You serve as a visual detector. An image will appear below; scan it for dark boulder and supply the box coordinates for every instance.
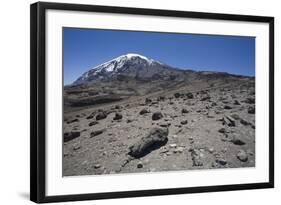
[237,150,248,162]
[216,158,227,166]
[231,135,246,145]
[240,119,251,126]
[181,108,189,114]
[145,98,152,104]
[90,129,104,137]
[186,92,194,99]
[201,95,211,101]
[234,100,241,105]
[64,131,80,142]
[191,149,204,166]
[67,118,79,124]
[96,111,107,120]
[224,105,232,110]
[128,127,169,158]
[180,120,188,125]
[139,108,150,115]
[86,112,95,119]
[174,93,181,98]
[152,112,163,120]
[113,112,123,120]
[222,116,236,127]
[244,97,255,104]
[88,121,98,126]
[248,106,255,114]
[218,128,226,133]
[157,96,165,101]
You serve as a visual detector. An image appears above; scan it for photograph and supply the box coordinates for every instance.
[63,28,256,176]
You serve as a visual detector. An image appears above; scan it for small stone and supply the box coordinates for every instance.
[240,119,251,126]
[88,121,98,126]
[73,144,81,151]
[201,95,211,101]
[137,162,143,168]
[247,149,254,156]
[127,119,133,123]
[224,105,232,110]
[207,112,215,118]
[248,106,255,114]
[186,92,194,99]
[67,118,79,124]
[176,129,183,134]
[244,97,255,104]
[211,102,217,106]
[145,98,152,104]
[152,112,163,120]
[208,147,215,153]
[94,164,101,169]
[113,112,122,120]
[174,147,184,153]
[64,131,80,142]
[181,108,189,114]
[96,111,107,120]
[174,93,181,98]
[86,113,95,119]
[231,135,246,145]
[223,116,236,127]
[115,105,121,109]
[221,148,228,153]
[218,128,226,133]
[180,120,188,125]
[230,114,240,120]
[234,100,241,105]
[237,150,248,162]
[169,144,177,148]
[63,151,69,157]
[139,108,150,115]
[90,129,104,137]
[159,122,171,128]
[191,149,203,166]
[216,158,227,166]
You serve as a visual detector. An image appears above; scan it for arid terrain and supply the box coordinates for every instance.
[63,54,255,176]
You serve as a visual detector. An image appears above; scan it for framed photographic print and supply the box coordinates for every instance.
[30,2,274,203]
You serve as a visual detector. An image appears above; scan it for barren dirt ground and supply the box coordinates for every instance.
[63,81,255,176]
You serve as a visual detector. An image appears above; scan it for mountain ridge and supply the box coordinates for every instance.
[71,53,252,86]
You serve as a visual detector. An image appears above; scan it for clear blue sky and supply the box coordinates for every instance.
[63,27,255,85]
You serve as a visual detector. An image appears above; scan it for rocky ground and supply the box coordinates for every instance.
[63,79,255,176]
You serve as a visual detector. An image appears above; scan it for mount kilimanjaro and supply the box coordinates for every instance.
[72,53,187,85]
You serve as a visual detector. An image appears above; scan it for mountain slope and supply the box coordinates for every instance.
[65,53,253,110]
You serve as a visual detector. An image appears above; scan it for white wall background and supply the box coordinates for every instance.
[0,0,279,204]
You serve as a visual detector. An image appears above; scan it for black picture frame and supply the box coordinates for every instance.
[30,2,274,203]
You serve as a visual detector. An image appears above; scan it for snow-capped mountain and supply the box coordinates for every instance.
[72,53,184,85]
